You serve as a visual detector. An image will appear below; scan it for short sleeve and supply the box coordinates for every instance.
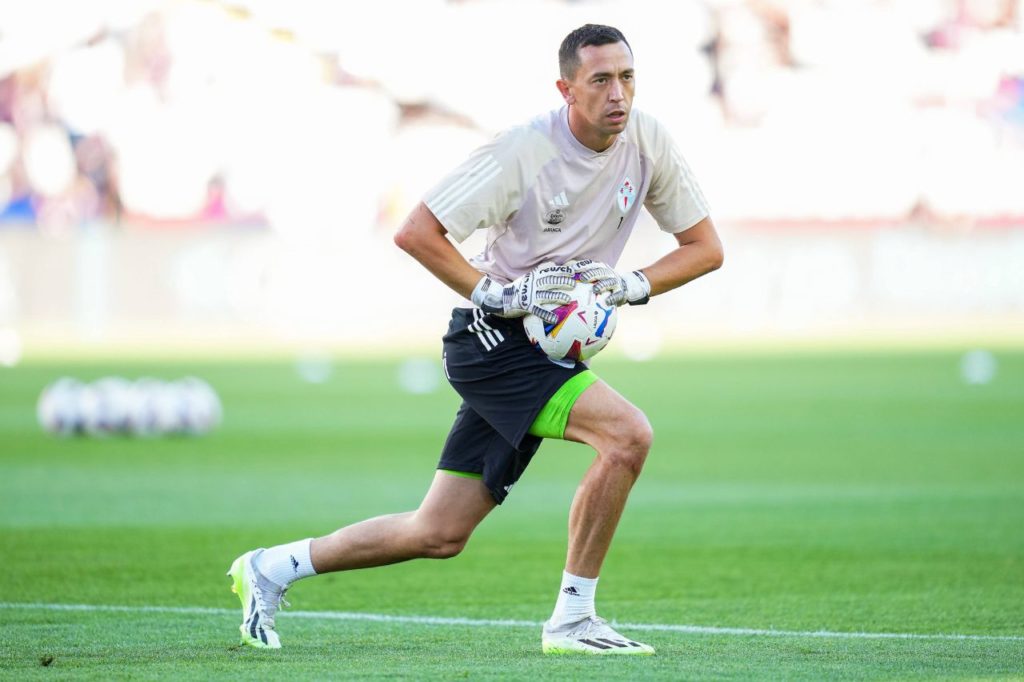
[424,128,528,243]
[642,117,709,234]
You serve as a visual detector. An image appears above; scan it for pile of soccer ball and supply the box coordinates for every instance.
[36,376,222,437]
[523,269,618,364]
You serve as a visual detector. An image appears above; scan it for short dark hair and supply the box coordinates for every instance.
[559,24,632,80]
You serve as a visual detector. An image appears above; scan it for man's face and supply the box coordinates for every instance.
[557,41,635,152]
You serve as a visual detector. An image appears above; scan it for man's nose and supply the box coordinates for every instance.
[609,80,623,102]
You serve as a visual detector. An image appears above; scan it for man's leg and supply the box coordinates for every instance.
[542,379,655,655]
[229,471,496,648]
[311,470,497,571]
[561,380,652,578]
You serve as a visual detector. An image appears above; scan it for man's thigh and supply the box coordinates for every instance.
[415,470,497,536]
[561,380,648,450]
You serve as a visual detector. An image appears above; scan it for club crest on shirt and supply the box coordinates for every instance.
[544,208,565,225]
[617,176,635,213]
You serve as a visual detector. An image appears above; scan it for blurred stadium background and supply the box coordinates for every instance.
[1,0,1022,363]
[3,3,1023,677]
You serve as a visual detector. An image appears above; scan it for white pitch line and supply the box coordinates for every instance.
[1,603,1021,643]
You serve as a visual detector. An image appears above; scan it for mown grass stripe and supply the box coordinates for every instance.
[2,602,1021,643]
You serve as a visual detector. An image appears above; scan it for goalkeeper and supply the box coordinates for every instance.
[229,23,724,654]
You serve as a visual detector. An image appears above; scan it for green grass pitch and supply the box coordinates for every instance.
[1,351,1022,679]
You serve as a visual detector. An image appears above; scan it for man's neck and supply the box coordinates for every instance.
[567,106,615,152]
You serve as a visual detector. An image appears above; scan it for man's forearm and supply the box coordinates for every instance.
[643,242,723,297]
[394,203,483,299]
[641,218,724,298]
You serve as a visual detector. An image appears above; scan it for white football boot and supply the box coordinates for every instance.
[227,549,288,649]
[542,615,655,655]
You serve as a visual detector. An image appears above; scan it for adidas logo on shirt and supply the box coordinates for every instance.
[549,191,569,208]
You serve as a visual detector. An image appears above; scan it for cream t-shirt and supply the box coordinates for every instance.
[425,106,708,284]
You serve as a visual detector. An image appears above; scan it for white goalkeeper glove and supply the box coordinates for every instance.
[567,259,651,307]
[470,263,576,324]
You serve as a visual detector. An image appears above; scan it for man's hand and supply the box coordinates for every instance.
[567,259,651,307]
[566,259,617,284]
[470,263,575,324]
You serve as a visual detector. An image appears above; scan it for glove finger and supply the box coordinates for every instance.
[535,275,576,290]
[576,266,617,283]
[494,309,528,319]
[605,289,627,307]
[567,258,597,271]
[528,306,559,325]
[592,277,622,294]
[533,290,573,305]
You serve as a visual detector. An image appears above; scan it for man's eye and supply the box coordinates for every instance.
[594,78,606,84]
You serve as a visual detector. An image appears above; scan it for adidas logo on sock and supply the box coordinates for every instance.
[562,586,580,596]
[289,555,300,572]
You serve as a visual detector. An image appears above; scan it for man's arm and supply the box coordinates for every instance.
[641,216,724,298]
[394,202,573,323]
[393,202,482,299]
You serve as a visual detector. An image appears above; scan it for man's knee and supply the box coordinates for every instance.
[422,533,469,559]
[602,409,653,476]
[409,472,496,560]
[415,523,472,559]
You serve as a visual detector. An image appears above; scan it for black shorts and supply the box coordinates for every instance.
[438,308,587,504]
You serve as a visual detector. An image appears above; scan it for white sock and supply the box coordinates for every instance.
[255,538,317,588]
[548,571,598,627]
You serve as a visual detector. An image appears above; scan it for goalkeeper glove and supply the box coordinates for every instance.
[470,263,575,324]
[566,259,651,307]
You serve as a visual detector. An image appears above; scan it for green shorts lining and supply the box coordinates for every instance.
[528,370,599,440]
[439,469,483,480]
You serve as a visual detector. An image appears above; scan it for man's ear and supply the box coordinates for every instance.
[556,79,575,105]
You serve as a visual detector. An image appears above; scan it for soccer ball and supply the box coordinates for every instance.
[177,376,223,435]
[524,280,617,363]
[125,377,162,437]
[77,382,106,436]
[37,377,84,436]
[151,380,189,435]
[91,377,134,435]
